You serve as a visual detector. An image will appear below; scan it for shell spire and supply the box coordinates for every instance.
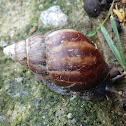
[4,35,48,77]
[3,40,28,67]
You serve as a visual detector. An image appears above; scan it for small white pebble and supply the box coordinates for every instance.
[39,4,43,9]
[15,77,24,83]
[70,95,77,100]
[13,92,20,97]
[67,113,72,119]
[42,116,46,119]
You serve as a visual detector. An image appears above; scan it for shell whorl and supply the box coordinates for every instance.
[25,35,48,77]
[4,35,48,78]
[46,29,109,91]
[3,40,28,67]
[4,29,109,91]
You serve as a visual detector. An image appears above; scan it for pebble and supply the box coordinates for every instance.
[15,77,24,83]
[40,5,68,27]
[70,95,77,100]
[67,113,72,119]
[13,92,20,97]
[39,4,43,10]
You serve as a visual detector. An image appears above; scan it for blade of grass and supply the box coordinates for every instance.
[110,16,122,51]
[87,12,110,37]
[110,15,126,70]
[86,31,96,37]
[101,26,124,68]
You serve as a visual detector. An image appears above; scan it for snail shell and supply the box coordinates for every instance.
[4,29,109,97]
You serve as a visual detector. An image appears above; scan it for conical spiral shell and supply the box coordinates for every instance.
[4,29,109,92]
[4,35,48,77]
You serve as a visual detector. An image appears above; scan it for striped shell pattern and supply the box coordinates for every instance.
[4,29,109,92]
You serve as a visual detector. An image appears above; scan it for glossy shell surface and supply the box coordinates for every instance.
[4,29,109,92]
[45,29,109,91]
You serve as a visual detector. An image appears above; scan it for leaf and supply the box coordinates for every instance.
[101,26,124,68]
[110,16,126,71]
[87,31,96,37]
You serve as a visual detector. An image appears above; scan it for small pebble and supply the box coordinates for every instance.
[67,113,72,119]
[39,4,43,10]
[70,95,77,100]
[15,77,24,83]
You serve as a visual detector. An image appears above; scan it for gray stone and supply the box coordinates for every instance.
[15,77,24,83]
[40,5,68,27]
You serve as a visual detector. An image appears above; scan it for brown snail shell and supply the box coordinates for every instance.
[4,29,110,100]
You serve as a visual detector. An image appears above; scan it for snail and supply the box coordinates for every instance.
[3,29,126,100]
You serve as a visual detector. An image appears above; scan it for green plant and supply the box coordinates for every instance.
[87,0,126,71]
[101,16,126,71]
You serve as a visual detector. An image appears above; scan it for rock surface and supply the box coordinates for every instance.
[40,5,68,27]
